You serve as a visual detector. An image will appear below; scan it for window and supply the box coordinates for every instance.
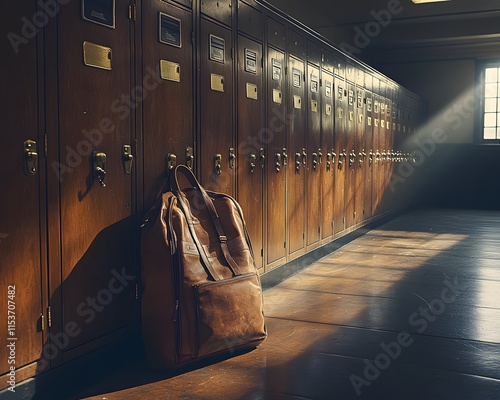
[480,63,500,141]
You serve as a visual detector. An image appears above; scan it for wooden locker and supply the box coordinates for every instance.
[236,31,265,270]
[45,0,136,364]
[199,19,234,195]
[354,67,366,225]
[265,17,287,270]
[141,1,194,211]
[344,62,357,229]
[333,57,346,234]
[364,72,374,220]
[305,40,322,250]
[0,1,46,383]
[286,31,306,259]
[371,76,382,216]
[320,50,335,242]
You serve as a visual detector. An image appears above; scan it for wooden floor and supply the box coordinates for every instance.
[55,209,500,399]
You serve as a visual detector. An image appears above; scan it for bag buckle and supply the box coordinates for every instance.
[219,235,227,243]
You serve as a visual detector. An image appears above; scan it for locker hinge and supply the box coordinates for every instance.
[44,133,48,157]
[343,217,346,225]
[134,138,138,155]
[128,4,136,21]
[191,31,195,45]
[284,241,286,248]
[47,306,52,328]
[285,67,288,76]
[261,248,264,257]
[40,313,44,331]
[261,58,264,68]
[231,48,235,59]
[320,78,323,87]
[135,284,139,300]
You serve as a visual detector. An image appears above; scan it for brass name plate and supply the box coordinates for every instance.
[211,74,224,92]
[375,119,379,127]
[349,110,354,121]
[338,108,343,119]
[358,114,363,124]
[246,83,258,100]
[273,89,282,104]
[160,60,181,82]
[83,41,112,70]
[368,116,372,126]
[293,95,302,110]
[381,120,385,128]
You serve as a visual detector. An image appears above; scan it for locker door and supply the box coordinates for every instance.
[333,60,346,234]
[266,44,287,270]
[364,75,374,220]
[385,87,395,212]
[287,55,306,259]
[0,1,45,378]
[345,64,356,228]
[321,67,335,241]
[355,70,366,225]
[200,19,234,195]
[305,54,321,250]
[236,35,264,270]
[142,1,194,210]
[354,67,368,224]
[372,77,382,216]
[48,0,135,362]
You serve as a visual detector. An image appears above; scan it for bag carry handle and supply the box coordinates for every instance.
[171,165,242,277]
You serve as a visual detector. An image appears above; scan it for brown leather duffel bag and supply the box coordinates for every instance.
[140,165,267,369]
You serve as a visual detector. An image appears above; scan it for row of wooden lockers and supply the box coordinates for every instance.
[0,0,424,385]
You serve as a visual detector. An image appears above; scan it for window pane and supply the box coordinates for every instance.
[484,128,496,139]
[484,113,497,127]
[485,67,498,83]
[485,98,497,112]
[485,83,498,97]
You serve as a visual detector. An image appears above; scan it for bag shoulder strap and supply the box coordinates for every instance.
[171,165,242,277]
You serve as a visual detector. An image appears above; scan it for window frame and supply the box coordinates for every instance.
[476,60,500,144]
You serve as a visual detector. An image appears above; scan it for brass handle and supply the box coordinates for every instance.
[318,150,323,165]
[166,153,177,170]
[295,152,301,172]
[275,152,281,173]
[249,154,256,173]
[302,149,307,167]
[369,150,374,164]
[123,145,133,174]
[312,152,318,171]
[93,152,107,187]
[259,148,265,169]
[326,152,332,171]
[24,140,38,176]
[186,147,194,170]
[215,154,222,175]
[229,148,235,169]
[349,151,356,168]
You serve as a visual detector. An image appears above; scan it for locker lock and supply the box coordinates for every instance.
[302,149,307,167]
[369,150,374,164]
[359,150,366,166]
[282,148,288,166]
[186,147,194,170]
[166,153,177,170]
[332,151,337,165]
[376,150,381,163]
[259,148,265,169]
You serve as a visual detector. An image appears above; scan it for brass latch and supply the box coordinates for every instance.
[123,145,133,174]
[24,140,38,176]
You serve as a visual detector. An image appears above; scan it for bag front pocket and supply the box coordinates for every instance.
[194,273,266,357]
